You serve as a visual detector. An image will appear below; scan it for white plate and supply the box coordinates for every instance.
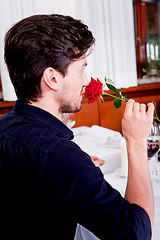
[115,168,127,178]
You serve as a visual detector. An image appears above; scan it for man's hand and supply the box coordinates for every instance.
[122,99,154,230]
[122,99,154,143]
[90,156,105,167]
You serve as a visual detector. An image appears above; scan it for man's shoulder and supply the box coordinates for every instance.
[0,112,64,152]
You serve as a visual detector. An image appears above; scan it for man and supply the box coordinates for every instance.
[0,14,154,239]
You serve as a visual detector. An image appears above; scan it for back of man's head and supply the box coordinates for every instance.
[4,14,95,103]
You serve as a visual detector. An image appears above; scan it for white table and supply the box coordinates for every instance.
[72,126,160,240]
[72,126,121,174]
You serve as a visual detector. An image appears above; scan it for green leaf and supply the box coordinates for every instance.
[106,83,120,95]
[104,76,120,95]
[105,76,115,86]
[119,88,123,95]
[114,98,122,108]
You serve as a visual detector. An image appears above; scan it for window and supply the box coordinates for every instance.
[133,0,160,84]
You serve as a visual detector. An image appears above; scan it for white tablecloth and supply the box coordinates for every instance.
[72,126,121,174]
[73,126,160,240]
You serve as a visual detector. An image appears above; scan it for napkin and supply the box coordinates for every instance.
[88,125,122,147]
[72,126,90,136]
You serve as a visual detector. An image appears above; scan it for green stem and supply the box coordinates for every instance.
[102,92,127,102]
[154,116,160,122]
[154,114,160,122]
[102,92,160,122]
[154,110,160,122]
[152,101,160,122]
[102,78,160,122]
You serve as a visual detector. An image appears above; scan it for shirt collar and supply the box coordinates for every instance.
[13,100,74,140]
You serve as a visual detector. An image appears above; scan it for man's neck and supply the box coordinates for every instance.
[29,98,62,121]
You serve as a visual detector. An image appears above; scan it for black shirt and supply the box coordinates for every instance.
[0,101,151,239]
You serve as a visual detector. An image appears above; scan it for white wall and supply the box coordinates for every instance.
[34,0,77,18]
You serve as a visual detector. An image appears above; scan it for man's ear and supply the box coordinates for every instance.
[42,67,62,91]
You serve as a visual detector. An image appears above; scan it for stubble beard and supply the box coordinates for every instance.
[59,102,82,114]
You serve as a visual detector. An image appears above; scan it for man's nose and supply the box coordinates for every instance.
[82,72,89,86]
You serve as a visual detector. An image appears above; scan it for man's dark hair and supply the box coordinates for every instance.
[4,14,95,103]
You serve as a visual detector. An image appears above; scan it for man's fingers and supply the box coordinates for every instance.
[133,102,140,113]
[124,99,135,116]
[147,102,154,118]
[124,100,154,118]
[90,156,105,167]
[140,103,146,114]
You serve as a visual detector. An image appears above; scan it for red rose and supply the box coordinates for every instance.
[85,77,103,104]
